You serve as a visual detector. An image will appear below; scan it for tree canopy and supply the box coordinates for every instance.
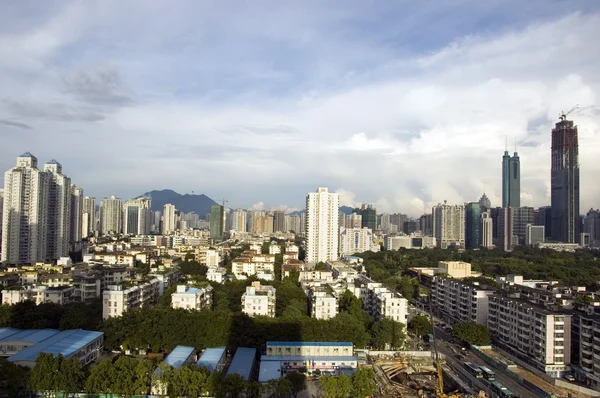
[452,321,491,346]
[408,315,433,338]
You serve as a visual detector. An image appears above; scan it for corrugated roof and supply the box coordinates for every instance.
[0,329,61,343]
[258,361,282,382]
[8,329,103,363]
[196,347,226,371]
[266,341,352,347]
[0,328,21,341]
[164,345,196,368]
[227,347,256,380]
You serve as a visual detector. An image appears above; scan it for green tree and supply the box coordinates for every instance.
[85,358,116,393]
[452,321,491,346]
[283,371,307,398]
[351,368,377,398]
[56,357,85,394]
[314,261,329,271]
[370,318,406,350]
[222,373,247,397]
[408,315,432,338]
[0,358,29,396]
[321,374,352,398]
[28,353,57,395]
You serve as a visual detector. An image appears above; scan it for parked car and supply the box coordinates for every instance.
[564,374,575,382]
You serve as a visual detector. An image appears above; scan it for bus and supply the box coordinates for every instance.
[479,365,495,381]
[490,381,514,397]
[425,333,434,343]
[464,363,483,378]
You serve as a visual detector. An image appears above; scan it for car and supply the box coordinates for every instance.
[456,354,465,361]
[564,374,575,382]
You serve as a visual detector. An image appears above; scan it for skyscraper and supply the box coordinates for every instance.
[273,210,286,232]
[2,153,50,264]
[123,198,152,235]
[44,160,72,260]
[82,196,96,238]
[465,202,481,249]
[209,204,224,240]
[481,212,493,248]
[162,203,176,234]
[306,187,339,263]
[479,193,491,213]
[432,201,465,249]
[551,114,580,243]
[502,149,520,208]
[355,204,376,230]
[100,196,122,235]
[70,185,83,248]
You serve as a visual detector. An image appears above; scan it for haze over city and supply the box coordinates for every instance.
[1,1,600,216]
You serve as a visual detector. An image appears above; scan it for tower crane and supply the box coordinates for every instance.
[559,104,578,121]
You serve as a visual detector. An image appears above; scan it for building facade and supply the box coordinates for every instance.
[305,188,339,264]
[432,201,465,249]
[431,276,494,325]
[82,196,96,238]
[171,284,213,311]
[44,160,71,261]
[502,150,520,208]
[361,282,408,324]
[100,196,122,236]
[465,202,481,249]
[307,285,338,320]
[209,205,224,240]
[241,282,276,317]
[338,227,379,256]
[102,278,161,319]
[162,203,176,234]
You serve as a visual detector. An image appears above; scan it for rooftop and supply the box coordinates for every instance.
[266,341,352,347]
[261,355,357,362]
[227,347,256,380]
[7,329,103,363]
[196,347,226,371]
[0,328,61,344]
[164,345,196,368]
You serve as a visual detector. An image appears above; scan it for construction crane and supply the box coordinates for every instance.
[559,104,578,121]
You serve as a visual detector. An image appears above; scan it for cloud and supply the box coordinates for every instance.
[0,2,599,216]
[0,119,32,129]
[251,202,265,211]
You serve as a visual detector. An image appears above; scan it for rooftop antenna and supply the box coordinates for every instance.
[505,135,508,151]
[514,138,517,153]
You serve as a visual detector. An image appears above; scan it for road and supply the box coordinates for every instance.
[433,326,532,398]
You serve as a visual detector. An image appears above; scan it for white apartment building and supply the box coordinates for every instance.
[432,201,465,249]
[1,285,75,305]
[207,267,227,284]
[44,160,71,261]
[163,204,176,234]
[231,209,247,233]
[100,196,123,236]
[307,285,338,320]
[299,270,334,282]
[102,278,161,319]
[305,187,339,264]
[361,283,408,323]
[82,196,96,238]
[431,276,494,325]
[2,153,49,264]
[488,293,571,376]
[195,248,220,267]
[232,252,275,280]
[242,282,276,317]
[171,284,213,311]
[385,235,412,250]
[481,211,494,248]
[269,243,281,255]
[576,313,600,388]
[339,227,379,256]
[123,198,152,236]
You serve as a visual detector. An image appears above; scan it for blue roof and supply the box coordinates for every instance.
[164,345,196,369]
[0,328,21,341]
[227,347,256,380]
[45,159,61,165]
[8,330,103,363]
[266,341,353,347]
[19,152,35,157]
[261,355,358,363]
[0,329,61,343]
[196,347,226,371]
[259,361,282,382]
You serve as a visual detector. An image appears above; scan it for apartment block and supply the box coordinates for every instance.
[361,283,408,323]
[102,278,161,319]
[232,251,275,280]
[299,270,334,282]
[1,285,75,305]
[207,267,227,284]
[431,276,494,325]
[194,248,221,267]
[307,285,338,320]
[488,293,571,376]
[71,270,102,303]
[241,281,276,318]
[575,313,600,389]
[171,284,213,311]
[438,261,472,279]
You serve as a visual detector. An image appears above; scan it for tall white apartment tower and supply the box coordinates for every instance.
[123,198,152,235]
[481,211,493,248]
[82,196,96,238]
[70,185,83,248]
[44,160,72,260]
[305,187,339,263]
[1,153,50,264]
[100,196,122,236]
[432,201,465,249]
[162,203,176,234]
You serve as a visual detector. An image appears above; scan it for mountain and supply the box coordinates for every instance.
[138,189,218,218]
[288,205,354,216]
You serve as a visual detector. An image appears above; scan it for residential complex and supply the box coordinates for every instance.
[241,281,276,317]
[102,278,161,319]
[306,284,338,320]
[305,187,339,263]
[431,275,494,325]
[432,201,465,249]
[361,282,408,323]
[171,284,213,311]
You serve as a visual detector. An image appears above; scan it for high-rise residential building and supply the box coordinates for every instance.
[465,202,481,249]
[481,212,493,248]
[339,227,379,256]
[432,201,465,249]
[100,196,123,236]
[253,214,274,234]
[378,213,392,233]
[536,206,552,240]
[419,213,433,236]
[502,148,520,208]
[273,210,285,232]
[551,114,580,243]
[44,160,72,260]
[70,186,83,248]
[162,203,176,234]
[355,204,376,230]
[512,207,535,245]
[479,193,491,213]
[82,196,96,238]
[231,209,247,233]
[346,213,362,229]
[391,213,408,230]
[496,207,514,251]
[123,198,152,235]
[0,189,3,252]
[285,214,303,234]
[209,204,224,240]
[2,153,50,264]
[305,187,339,263]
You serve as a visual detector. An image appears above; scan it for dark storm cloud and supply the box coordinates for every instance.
[0,119,32,129]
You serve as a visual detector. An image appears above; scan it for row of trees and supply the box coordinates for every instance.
[0,299,102,331]
[320,368,377,398]
[451,321,491,346]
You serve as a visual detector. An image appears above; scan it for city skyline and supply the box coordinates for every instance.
[0,2,599,215]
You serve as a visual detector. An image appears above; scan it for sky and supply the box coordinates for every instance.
[1,0,599,216]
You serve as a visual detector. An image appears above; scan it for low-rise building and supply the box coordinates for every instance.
[194,248,221,267]
[307,285,338,320]
[339,227,380,256]
[102,278,161,319]
[241,281,276,318]
[232,252,275,280]
[71,270,102,303]
[171,284,213,311]
[269,243,282,255]
[299,270,334,282]
[152,345,197,395]
[361,283,408,324]
[149,267,181,295]
[281,259,304,279]
[430,276,494,325]
[488,293,571,377]
[207,267,227,284]
[1,285,75,305]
